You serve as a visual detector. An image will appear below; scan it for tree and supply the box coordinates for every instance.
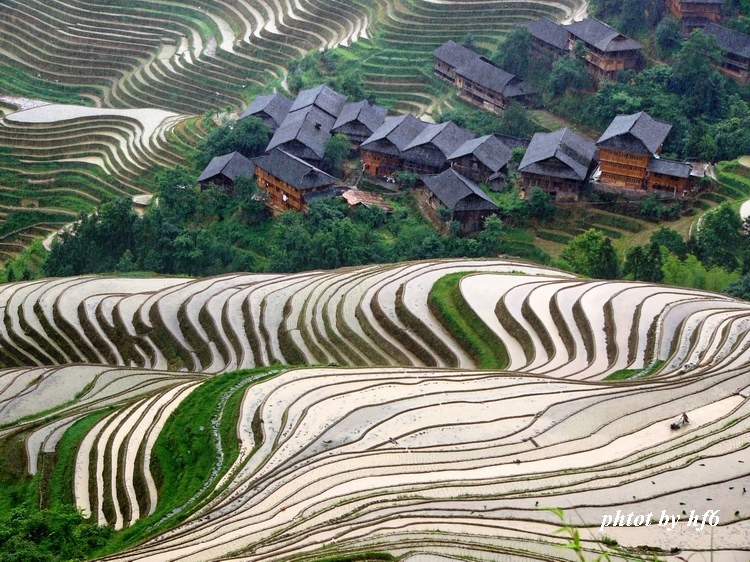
[321,133,350,176]
[621,0,645,34]
[559,229,622,278]
[197,116,270,167]
[695,202,743,270]
[477,214,505,256]
[499,103,537,138]
[624,241,664,281]
[671,31,727,119]
[651,226,687,259]
[549,56,590,97]
[725,273,750,300]
[493,28,533,78]
[527,188,556,222]
[656,17,683,57]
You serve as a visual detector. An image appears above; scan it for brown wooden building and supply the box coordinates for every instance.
[596,111,672,190]
[254,149,338,213]
[667,0,724,30]
[522,17,570,59]
[420,169,499,234]
[703,23,750,82]
[401,121,476,175]
[448,134,519,189]
[566,18,642,82]
[518,128,597,202]
[433,40,480,82]
[646,158,692,194]
[360,114,428,178]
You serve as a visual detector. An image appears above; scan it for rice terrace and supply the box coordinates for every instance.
[0,0,750,561]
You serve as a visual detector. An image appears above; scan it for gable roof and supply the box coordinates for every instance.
[648,158,692,178]
[197,151,255,183]
[597,111,672,154]
[566,18,642,52]
[454,57,536,97]
[703,22,750,59]
[432,40,481,69]
[332,100,388,135]
[521,17,569,51]
[360,114,429,154]
[448,134,513,173]
[421,169,499,212]
[255,149,337,190]
[519,128,596,181]
[239,93,292,128]
[266,105,336,160]
[289,85,347,118]
[404,121,476,155]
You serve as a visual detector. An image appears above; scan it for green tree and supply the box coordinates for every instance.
[527,188,556,222]
[321,133,350,177]
[197,116,270,167]
[477,214,505,256]
[493,28,533,78]
[499,103,537,138]
[549,56,590,97]
[671,31,727,119]
[560,229,621,278]
[651,226,687,259]
[696,202,743,270]
[621,0,645,34]
[655,17,683,57]
[725,273,750,300]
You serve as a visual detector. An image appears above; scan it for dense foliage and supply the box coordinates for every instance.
[43,169,524,277]
[0,505,112,562]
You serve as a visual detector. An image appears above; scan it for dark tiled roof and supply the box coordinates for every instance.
[597,111,672,154]
[256,149,337,191]
[332,100,388,136]
[198,151,255,183]
[360,114,429,155]
[433,40,481,69]
[448,134,513,173]
[521,17,569,51]
[403,121,476,169]
[519,128,596,181]
[266,105,336,160]
[239,93,292,128]
[289,85,347,118]
[703,22,750,59]
[566,18,642,52]
[455,57,537,97]
[493,134,530,150]
[648,158,692,178]
[422,169,499,212]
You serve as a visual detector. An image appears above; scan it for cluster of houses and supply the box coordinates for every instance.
[198,79,693,234]
[196,5,742,235]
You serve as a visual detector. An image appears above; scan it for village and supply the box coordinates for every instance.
[196,0,750,236]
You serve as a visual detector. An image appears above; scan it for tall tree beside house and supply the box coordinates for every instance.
[670,30,727,119]
[694,202,744,271]
[493,28,533,78]
[321,133,351,176]
[549,56,591,97]
[197,117,270,168]
[656,17,683,57]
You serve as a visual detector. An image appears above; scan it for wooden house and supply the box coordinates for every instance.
[360,114,428,178]
[265,85,347,166]
[433,40,480,82]
[518,128,597,202]
[420,169,499,234]
[331,100,388,148]
[448,134,516,189]
[401,121,476,175]
[522,17,570,59]
[646,159,692,194]
[433,41,536,111]
[454,57,537,112]
[667,0,723,30]
[596,111,672,190]
[566,18,642,82]
[703,23,750,82]
[238,92,292,132]
[254,149,338,213]
[197,151,255,191]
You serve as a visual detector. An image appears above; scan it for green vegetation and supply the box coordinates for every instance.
[0,505,112,562]
[604,360,666,380]
[428,272,509,368]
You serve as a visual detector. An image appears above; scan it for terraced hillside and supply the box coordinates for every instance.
[1,259,749,560]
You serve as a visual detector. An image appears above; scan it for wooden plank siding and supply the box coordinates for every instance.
[599,148,651,189]
[362,150,401,177]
